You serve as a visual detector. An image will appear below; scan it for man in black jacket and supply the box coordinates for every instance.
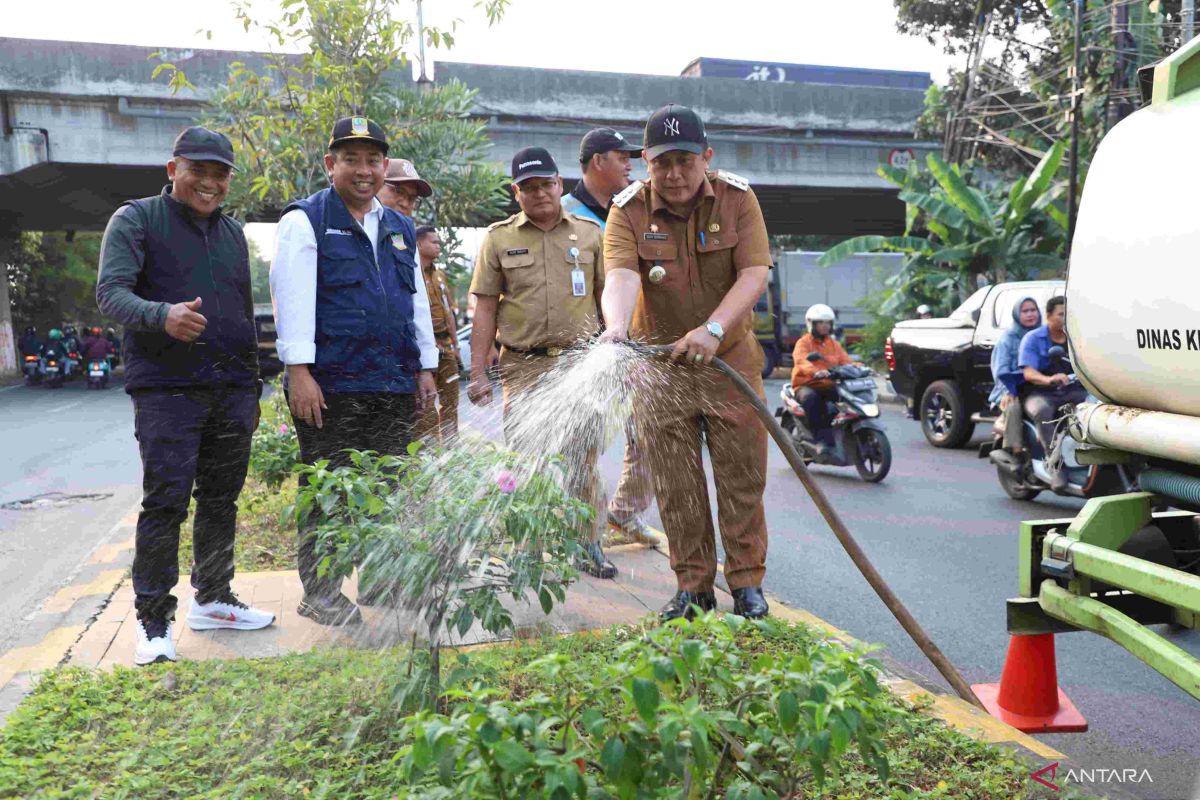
[97,126,276,667]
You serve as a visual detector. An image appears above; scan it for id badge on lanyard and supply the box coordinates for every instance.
[569,247,587,297]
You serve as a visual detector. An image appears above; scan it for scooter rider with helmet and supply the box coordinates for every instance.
[42,328,67,366]
[916,304,933,319]
[18,325,42,358]
[790,304,860,456]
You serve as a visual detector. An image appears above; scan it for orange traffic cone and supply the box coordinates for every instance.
[971,633,1088,733]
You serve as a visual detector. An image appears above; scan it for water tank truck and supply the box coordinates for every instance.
[1009,37,1200,705]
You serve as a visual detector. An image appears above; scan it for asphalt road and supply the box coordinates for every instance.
[2,372,1198,798]
[746,378,1200,800]
[0,375,141,656]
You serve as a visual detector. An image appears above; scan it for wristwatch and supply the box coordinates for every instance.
[704,320,725,342]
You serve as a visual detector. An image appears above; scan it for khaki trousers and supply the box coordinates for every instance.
[635,334,769,592]
[413,349,460,445]
[608,420,654,521]
[499,348,606,544]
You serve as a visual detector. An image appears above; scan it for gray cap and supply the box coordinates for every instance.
[172,126,236,169]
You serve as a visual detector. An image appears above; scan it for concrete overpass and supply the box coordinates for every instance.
[0,37,937,235]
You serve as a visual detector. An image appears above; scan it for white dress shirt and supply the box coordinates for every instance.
[270,196,438,372]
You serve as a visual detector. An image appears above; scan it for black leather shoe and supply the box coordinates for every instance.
[577,542,618,580]
[660,590,717,622]
[731,587,769,619]
[298,593,363,626]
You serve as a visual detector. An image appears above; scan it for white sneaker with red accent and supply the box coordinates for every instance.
[186,591,276,631]
[134,617,176,666]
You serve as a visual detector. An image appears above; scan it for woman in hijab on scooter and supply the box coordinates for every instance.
[990,296,1041,453]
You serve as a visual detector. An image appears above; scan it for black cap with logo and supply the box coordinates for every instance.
[579,127,642,164]
[643,104,708,160]
[173,126,236,169]
[510,146,559,184]
[328,116,390,154]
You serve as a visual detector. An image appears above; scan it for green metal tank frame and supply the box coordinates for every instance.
[1007,37,1200,703]
[1012,493,1200,701]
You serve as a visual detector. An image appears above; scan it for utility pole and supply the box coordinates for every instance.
[1067,0,1084,257]
[946,0,988,161]
[0,216,18,378]
[1185,0,1197,42]
[0,262,15,379]
[416,0,432,88]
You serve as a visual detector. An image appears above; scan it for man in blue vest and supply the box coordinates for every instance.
[562,128,658,549]
[271,116,439,626]
[97,126,276,666]
[561,127,642,227]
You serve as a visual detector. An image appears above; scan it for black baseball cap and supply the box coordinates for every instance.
[328,116,389,154]
[510,147,558,184]
[643,104,708,160]
[579,127,642,163]
[172,126,236,169]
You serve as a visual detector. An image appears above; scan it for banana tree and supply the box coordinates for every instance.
[819,142,1067,315]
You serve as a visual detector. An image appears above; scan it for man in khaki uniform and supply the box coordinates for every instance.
[411,226,461,442]
[563,128,658,549]
[378,157,432,218]
[468,146,617,579]
[600,104,772,620]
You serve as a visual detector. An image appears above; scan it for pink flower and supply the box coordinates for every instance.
[279,424,289,434]
[496,470,517,494]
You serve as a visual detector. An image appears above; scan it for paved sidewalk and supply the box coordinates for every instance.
[68,543,678,669]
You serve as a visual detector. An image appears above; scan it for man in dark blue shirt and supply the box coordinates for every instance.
[97,126,275,667]
[1018,295,1086,488]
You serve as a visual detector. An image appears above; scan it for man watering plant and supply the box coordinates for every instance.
[600,103,773,621]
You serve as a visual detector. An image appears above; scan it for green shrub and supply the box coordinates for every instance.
[289,440,592,707]
[249,381,299,489]
[398,613,893,799]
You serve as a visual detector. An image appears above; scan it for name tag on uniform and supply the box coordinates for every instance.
[643,232,669,241]
[325,229,353,237]
[506,248,529,256]
[571,268,587,297]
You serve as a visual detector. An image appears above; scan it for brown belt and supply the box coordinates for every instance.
[503,345,567,357]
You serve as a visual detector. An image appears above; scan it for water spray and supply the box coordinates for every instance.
[631,343,984,710]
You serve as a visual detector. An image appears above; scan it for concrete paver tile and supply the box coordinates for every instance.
[66,620,123,668]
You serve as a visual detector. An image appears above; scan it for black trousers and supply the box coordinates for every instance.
[1023,383,1088,452]
[290,391,416,597]
[797,386,838,446]
[131,386,257,620]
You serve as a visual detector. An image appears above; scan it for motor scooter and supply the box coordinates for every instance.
[86,358,111,390]
[42,355,64,389]
[775,352,892,482]
[980,347,1131,500]
[22,353,42,385]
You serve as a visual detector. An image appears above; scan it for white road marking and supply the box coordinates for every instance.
[46,401,83,414]
[0,384,24,394]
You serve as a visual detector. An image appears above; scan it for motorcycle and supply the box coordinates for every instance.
[42,355,65,389]
[86,358,111,390]
[64,348,81,380]
[775,353,893,482]
[981,347,1131,501]
[22,354,42,385]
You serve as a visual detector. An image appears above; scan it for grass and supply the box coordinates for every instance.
[177,476,297,575]
[0,624,1096,800]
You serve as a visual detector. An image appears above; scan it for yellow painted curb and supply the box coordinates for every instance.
[39,569,127,615]
[0,626,86,690]
[87,536,135,565]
